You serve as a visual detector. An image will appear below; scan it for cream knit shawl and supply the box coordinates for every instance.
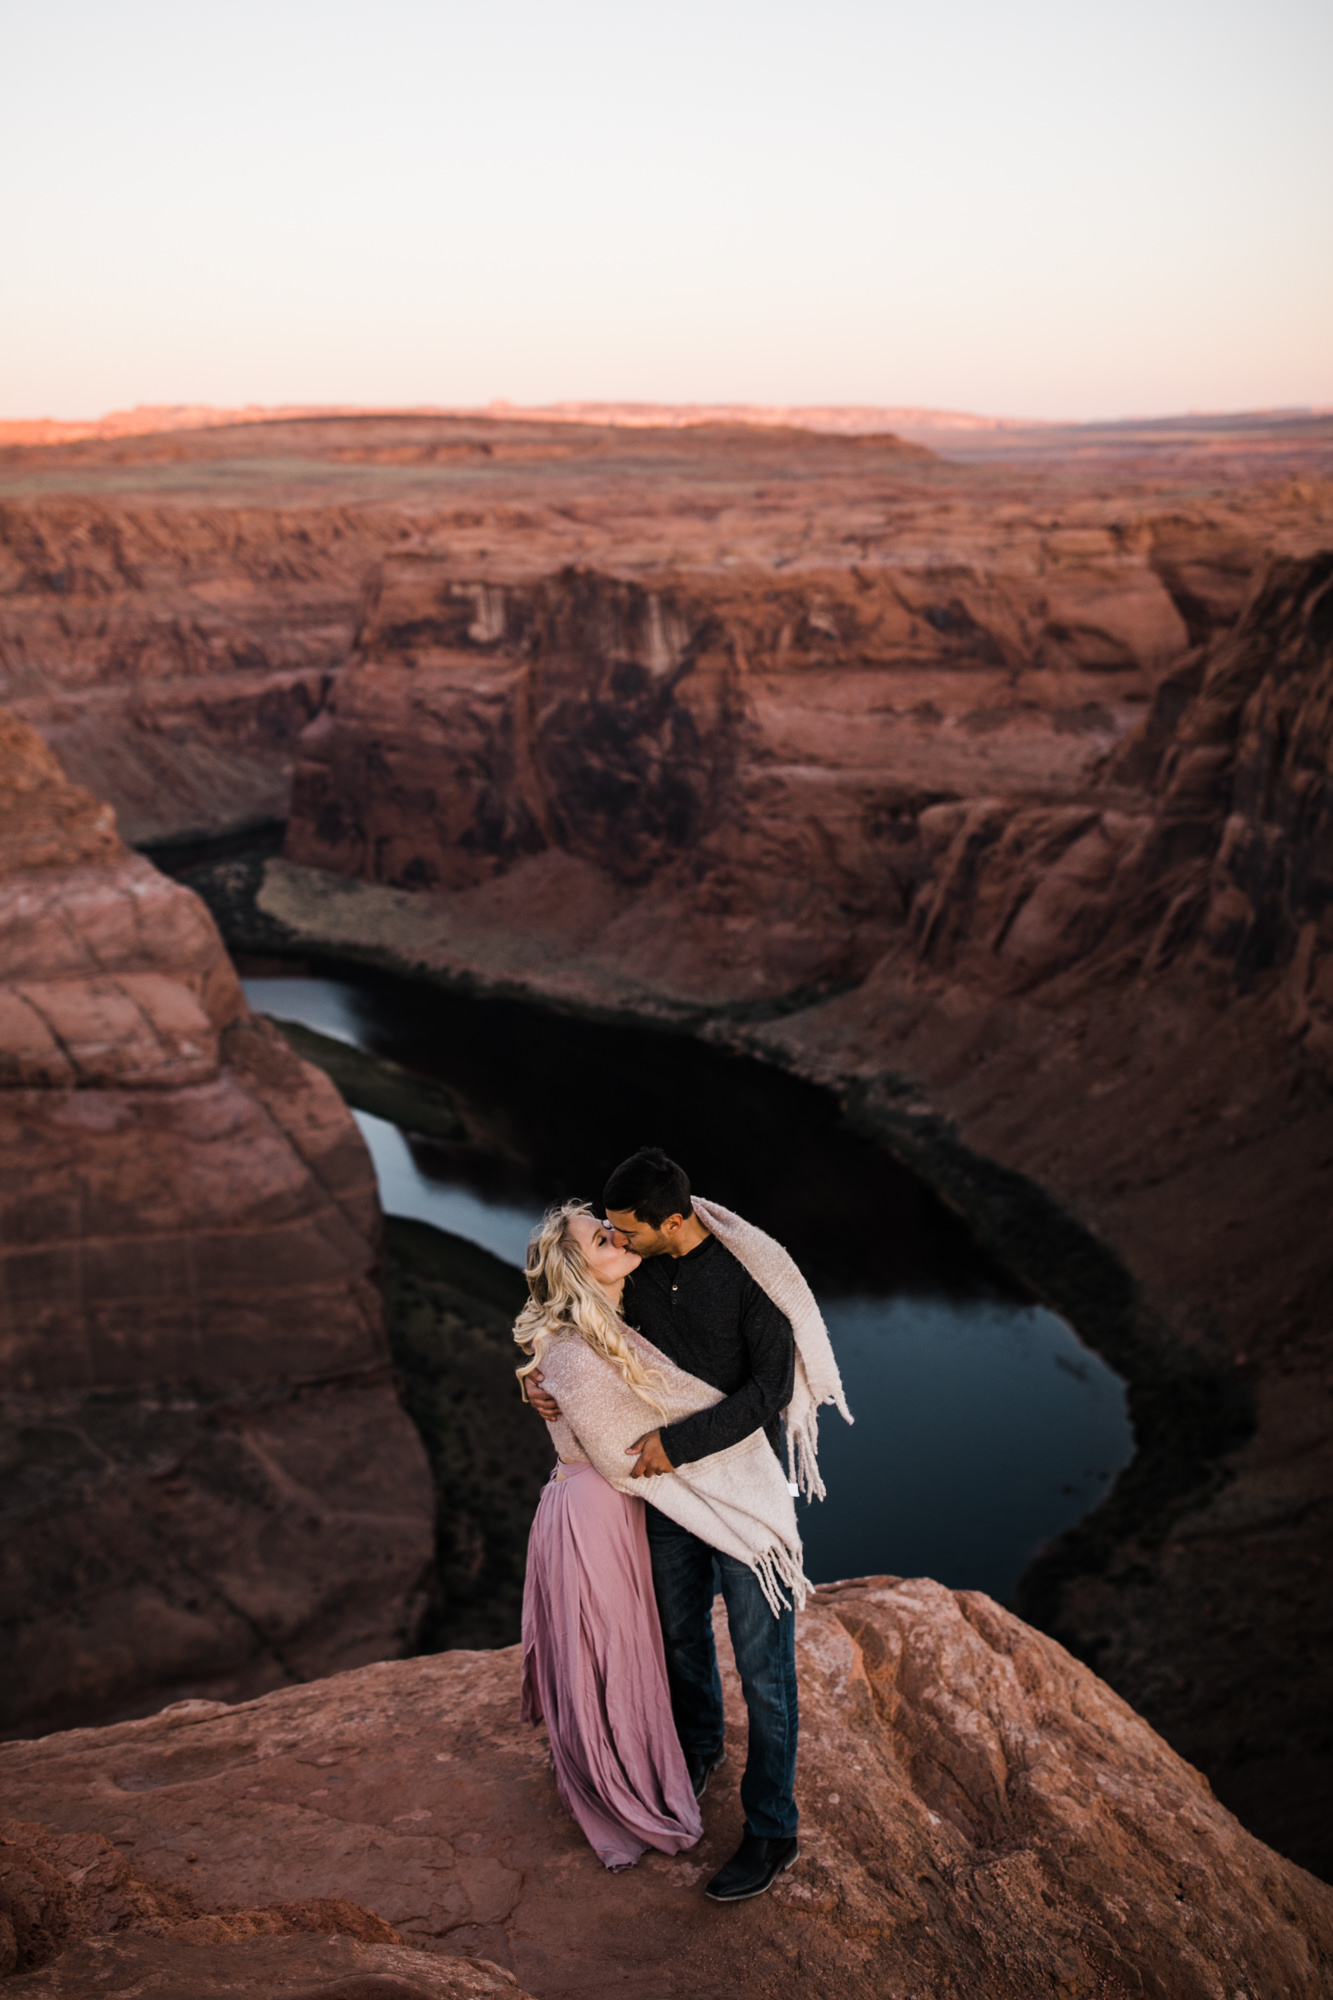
[537,1326,810,1616]
[691,1196,853,1502]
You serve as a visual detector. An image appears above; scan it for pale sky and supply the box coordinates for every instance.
[3,0,1330,422]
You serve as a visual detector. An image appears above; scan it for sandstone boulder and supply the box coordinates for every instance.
[1,1579,1328,1998]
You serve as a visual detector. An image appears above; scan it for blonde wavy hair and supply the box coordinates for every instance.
[514,1198,665,1415]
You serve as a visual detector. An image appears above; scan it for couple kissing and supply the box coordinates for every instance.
[514,1145,852,1902]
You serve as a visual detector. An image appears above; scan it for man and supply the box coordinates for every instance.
[527,1145,800,1904]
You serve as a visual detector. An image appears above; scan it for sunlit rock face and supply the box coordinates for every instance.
[0,711,434,1736]
[1,1579,1329,1998]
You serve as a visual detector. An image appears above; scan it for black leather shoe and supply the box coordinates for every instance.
[686,1744,727,1800]
[704,1832,799,1902]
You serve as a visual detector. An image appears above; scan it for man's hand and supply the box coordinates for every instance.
[627,1430,674,1479]
[526,1370,562,1423]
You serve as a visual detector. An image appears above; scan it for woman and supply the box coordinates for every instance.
[515,1199,808,1872]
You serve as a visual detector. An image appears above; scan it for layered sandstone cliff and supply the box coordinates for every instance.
[6,410,1310,858]
[247,525,1333,1878]
[273,509,1329,1032]
[281,515,1267,1003]
[2,1579,1330,1998]
[0,712,434,1735]
[0,412,929,849]
[0,501,414,846]
[749,549,1333,1872]
[6,414,1332,1878]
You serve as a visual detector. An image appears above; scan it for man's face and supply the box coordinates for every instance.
[605,1206,680,1258]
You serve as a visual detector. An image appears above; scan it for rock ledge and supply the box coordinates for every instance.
[2,1578,1329,1999]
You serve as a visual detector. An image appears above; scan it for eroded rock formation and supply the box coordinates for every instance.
[0,502,413,845]
[234,519,1333,1876]
[6,413,1332,1878]
[2,1578,1329,1998]
[0,413,934,849]
[6,410,1316,856]
[282,516,1275,1003]
[750,551,1333,1875]
[0,713,434,1735]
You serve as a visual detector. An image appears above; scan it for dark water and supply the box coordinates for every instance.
[243,969,1133,1601]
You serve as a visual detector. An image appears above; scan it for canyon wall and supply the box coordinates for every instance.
[280,510,1296,1008]
[0,712,434,1735]
[5,416,1332,1877]
[265,520,1333,1876]
[0,502,410,845]
[750,552,1333,1871]
[5,411,1304,860]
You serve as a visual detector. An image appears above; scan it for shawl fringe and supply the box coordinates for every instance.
[750,1540,812,1617]
[692,1196,854,1504]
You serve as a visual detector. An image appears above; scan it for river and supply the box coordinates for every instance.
[243,967,1134,1602]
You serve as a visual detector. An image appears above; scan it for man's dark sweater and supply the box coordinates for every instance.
[622,1232,794,1468]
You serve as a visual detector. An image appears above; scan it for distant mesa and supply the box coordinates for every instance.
[0,398,1006,448]
[3,397,1330,465]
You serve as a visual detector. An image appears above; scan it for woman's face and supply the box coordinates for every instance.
[568,1211,641,1292]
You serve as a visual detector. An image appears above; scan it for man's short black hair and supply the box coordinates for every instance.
[603,1146,693,1228]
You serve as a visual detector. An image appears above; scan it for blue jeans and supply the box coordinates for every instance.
[645,1509,799,1840]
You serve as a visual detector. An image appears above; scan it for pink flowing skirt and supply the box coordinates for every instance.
[521,1460,703,1870]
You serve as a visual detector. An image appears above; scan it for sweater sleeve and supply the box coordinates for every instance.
[659,1279,795,1468]
[537,1340,665,1494]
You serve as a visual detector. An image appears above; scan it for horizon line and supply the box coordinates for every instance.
[3,398,1331,447]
